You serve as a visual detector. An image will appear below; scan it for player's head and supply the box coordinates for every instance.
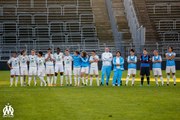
[31,49,36,55]
[143,48,148,55]
[153,50,158,56]
[81,51,87,58]
[57,47,61,53]
[74,50,80,56]
[65,49,69,55]
[91,50,96,56]
[130,49,135,55]
[116,51,121,57]
[38,51,43,57]
[21,50,26,56]
[168,47,173,52]
[12,51,17,57]
[47,48,52,54]
[105,47,109,52]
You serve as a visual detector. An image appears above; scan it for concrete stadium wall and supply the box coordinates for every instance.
[1,61,180,71]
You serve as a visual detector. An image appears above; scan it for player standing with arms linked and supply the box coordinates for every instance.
[28,49,37,86]
[64,49,73,86]
[37,51,47,86]
[72,50,81,86]
[112,51,124,86]
[140,48,151,86]
[101,47,113,86]
[166,47,176,86]
[54,48,64,86]
[45,48,55,86]
[125,49,137,86]
[7,52,20,87]
[80,51,89,86]
[89,50,100,86]
[19,50,29,86]
[152,50,164,86]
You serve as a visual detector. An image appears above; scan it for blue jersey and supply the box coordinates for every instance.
[80,57,89,67]
[152,55,162,68]
[127,56,137,69]
[140,55,151,67]
[166,52,176,66]
[113,56,124,71]
[72,55,81,68]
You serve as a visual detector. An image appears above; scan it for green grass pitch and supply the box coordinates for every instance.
[0,70,180,120]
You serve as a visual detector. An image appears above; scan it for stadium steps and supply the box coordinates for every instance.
[145,0,180,41]
[133,0,159,43]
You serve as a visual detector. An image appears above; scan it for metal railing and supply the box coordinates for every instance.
[123,0,146,53]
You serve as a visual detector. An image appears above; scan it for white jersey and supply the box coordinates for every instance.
[19,55,28,68]
[89,55,99,68]
[45,54,54,66]
[54,52,64,65]
[37,57,45,69]
[64,55,73,68]
[7,57,20,69]
[101,52,113,66]
[28,55,37,67]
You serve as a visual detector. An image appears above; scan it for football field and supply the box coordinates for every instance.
[0,70,180,120]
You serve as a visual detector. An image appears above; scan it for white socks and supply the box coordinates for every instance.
[126,76,130,85]
[39,77,46,86]
[47,76,50,86]
[60,76,63,86]
[90,77,99,86]
[167,75,170,84]
[10,78,13,87]
[20,77,23,86]
[173,75,176,85]
[54,76,57,85]
[126,76,135,86]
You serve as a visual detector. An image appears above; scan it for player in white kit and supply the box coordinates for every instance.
[64,49,73,86]
[19,50,29,86]
[28,49,37,86]
[54,48,64,86]
[37,51,47,86]
[7,52,20,87]
[45,48,55,86]
[89,50,99,86]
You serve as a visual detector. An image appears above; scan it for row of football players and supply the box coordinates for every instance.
[7,46,176,87]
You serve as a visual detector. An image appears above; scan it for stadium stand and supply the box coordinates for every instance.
[0,0,180,61]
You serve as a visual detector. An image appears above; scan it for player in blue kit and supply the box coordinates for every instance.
[140,48,151,86]
[72,50,81,86]
[125,49,137,86]
[101,48,113,86]
[152,50,164,86]
[80,51,89,86]
[112,51,124,86]
[166,47,176,86]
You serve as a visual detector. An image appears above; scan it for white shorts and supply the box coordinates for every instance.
[153,68,162,76]
[20,67,28,75]
[81,67,89,74]
[38,67,46,77]
[29,67,37,76]
[73,67,81,76]
[55,64,64,73]
[90,66,99,75]
[127,68,136,76]
[64,67,72,75]
[46,66,54,74]
[166,66,176,73]
[10,68,20,76]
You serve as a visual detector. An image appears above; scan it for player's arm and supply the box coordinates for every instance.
[7,59,12,69]
[45,54,49,61]
[89,56,94,63]
[120,57,124,65]
[169,53,176,60]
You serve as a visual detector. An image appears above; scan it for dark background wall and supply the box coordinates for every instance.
[1,61,180,71]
